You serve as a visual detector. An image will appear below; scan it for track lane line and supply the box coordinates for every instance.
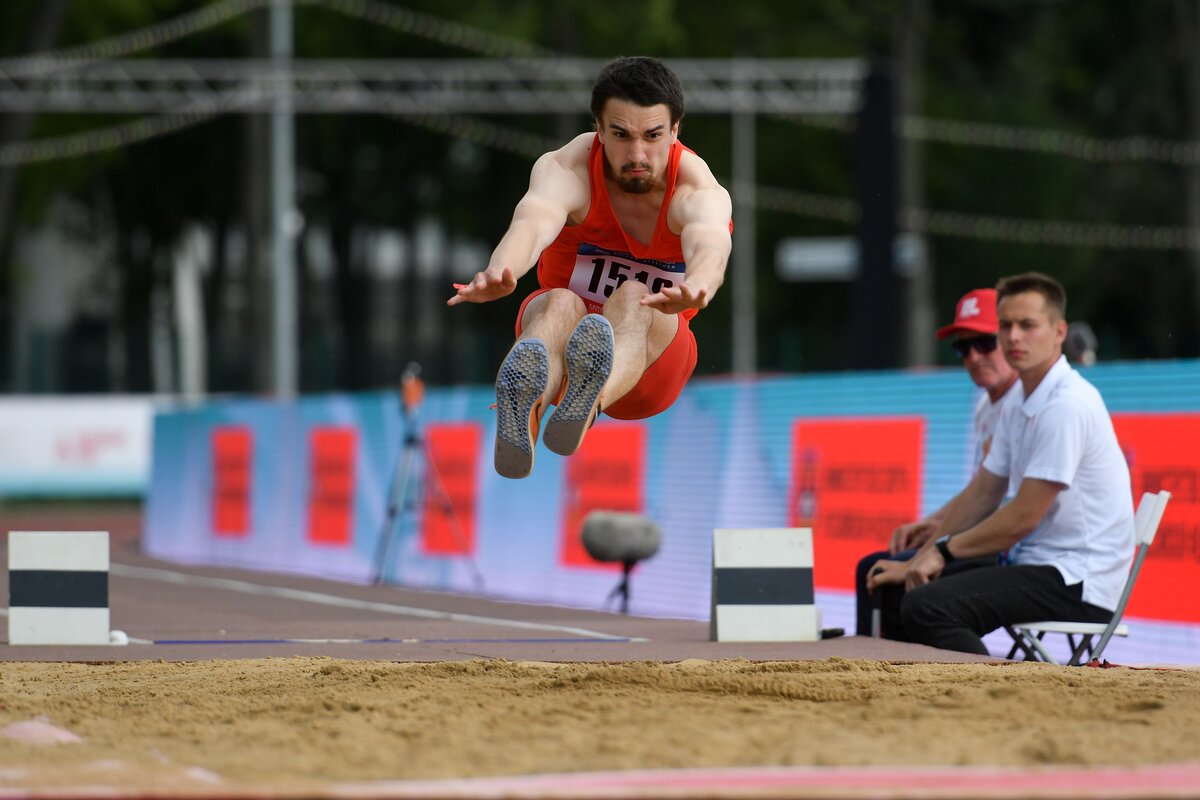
[108,563,647,642]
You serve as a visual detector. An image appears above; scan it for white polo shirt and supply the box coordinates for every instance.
[982,356,1134,610]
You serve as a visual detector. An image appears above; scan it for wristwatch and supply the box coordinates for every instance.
[935,535,955,563]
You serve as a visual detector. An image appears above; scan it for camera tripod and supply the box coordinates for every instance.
[371,363,485,591]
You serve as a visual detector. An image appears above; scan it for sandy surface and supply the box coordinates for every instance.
[0,657,1198,793]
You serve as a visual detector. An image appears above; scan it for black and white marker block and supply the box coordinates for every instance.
[8,531,110,645]
[711,528,819,642]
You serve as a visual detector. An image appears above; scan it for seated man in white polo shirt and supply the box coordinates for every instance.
[853,287,1019,636]
[866,272,1134,654]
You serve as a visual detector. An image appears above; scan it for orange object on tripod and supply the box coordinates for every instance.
[401,364,425,412]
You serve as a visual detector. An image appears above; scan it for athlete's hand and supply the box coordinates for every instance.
[640,280,709,314]
[447,266,517,306]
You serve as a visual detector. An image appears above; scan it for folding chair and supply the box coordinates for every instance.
[1005,490,1171,666]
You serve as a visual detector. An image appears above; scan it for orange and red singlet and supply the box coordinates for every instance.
[536,134,698,320]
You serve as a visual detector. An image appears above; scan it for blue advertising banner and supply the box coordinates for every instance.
[144,360,1200,664]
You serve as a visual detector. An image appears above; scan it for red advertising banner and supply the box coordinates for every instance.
[789,417,925,591]
[420,423,482,556]
[1113,413,1200,622]
[307,426,357,547]
[211,426,252,537]
[559,423,646,569]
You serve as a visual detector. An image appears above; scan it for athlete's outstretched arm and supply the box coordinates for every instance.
[448,142,589,307]
[643,175,732,315]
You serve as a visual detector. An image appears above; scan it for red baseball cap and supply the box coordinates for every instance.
[936,288,999,340]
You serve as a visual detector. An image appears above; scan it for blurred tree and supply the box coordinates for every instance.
[920,0,1198,363]
[0,0,68,389]
[1174,0,1200,354]
[0,1,68,255]
[1,0,1197,393]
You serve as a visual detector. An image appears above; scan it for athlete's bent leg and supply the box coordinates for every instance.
[544,282,680,455]
[542,311,615,457]
[518,288,586,407]
[602,286,691,420]
[496,288,585,478]
[600,280,677,407]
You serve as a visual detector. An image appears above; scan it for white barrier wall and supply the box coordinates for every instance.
[0,396,158,496]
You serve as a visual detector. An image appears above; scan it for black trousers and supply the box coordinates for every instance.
[855,548,912,636]
[855,548,997,637]
[876,561,1113,655]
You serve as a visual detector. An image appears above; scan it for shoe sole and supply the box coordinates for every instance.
[544,314,613,457]
[494,338,549,479]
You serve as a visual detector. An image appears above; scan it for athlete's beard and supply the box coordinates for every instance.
[606,158,656,194]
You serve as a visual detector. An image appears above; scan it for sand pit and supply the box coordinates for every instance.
[0,657,1197,793]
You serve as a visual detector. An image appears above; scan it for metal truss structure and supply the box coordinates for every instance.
[0,54,867,391]
[0,57,865,116]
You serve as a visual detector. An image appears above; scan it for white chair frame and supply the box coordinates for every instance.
[1005,490,1171,666]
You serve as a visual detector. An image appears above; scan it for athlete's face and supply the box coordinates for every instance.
[597,98,679,195]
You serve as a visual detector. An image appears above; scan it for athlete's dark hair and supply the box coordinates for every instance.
[590,56,685,126]
[996,272,1067,319]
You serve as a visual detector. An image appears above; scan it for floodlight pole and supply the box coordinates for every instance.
[270,0,298,399]
[731,59,757,377]
[853,62,899,369]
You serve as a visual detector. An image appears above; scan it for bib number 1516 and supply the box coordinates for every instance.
[587,257,675,297]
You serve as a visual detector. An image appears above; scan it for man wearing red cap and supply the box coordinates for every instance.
[853,288,1019,636]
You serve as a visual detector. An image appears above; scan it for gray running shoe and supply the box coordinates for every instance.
[544,314,613,457]
[494,338,549,479]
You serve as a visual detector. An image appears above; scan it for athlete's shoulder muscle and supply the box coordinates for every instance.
[524,134,592,220]
[677,148,724,192]
[670,150,731,233]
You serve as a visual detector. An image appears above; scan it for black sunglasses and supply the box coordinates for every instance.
[951,335,999,359]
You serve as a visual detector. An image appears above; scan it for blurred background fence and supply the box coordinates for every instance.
[1,0,1199,399]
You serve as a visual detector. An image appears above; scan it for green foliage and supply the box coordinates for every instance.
[2,0,1198,392]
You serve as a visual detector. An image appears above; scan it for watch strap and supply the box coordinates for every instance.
[935,536,954,563]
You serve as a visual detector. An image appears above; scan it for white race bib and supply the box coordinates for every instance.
[566,244,686,313]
